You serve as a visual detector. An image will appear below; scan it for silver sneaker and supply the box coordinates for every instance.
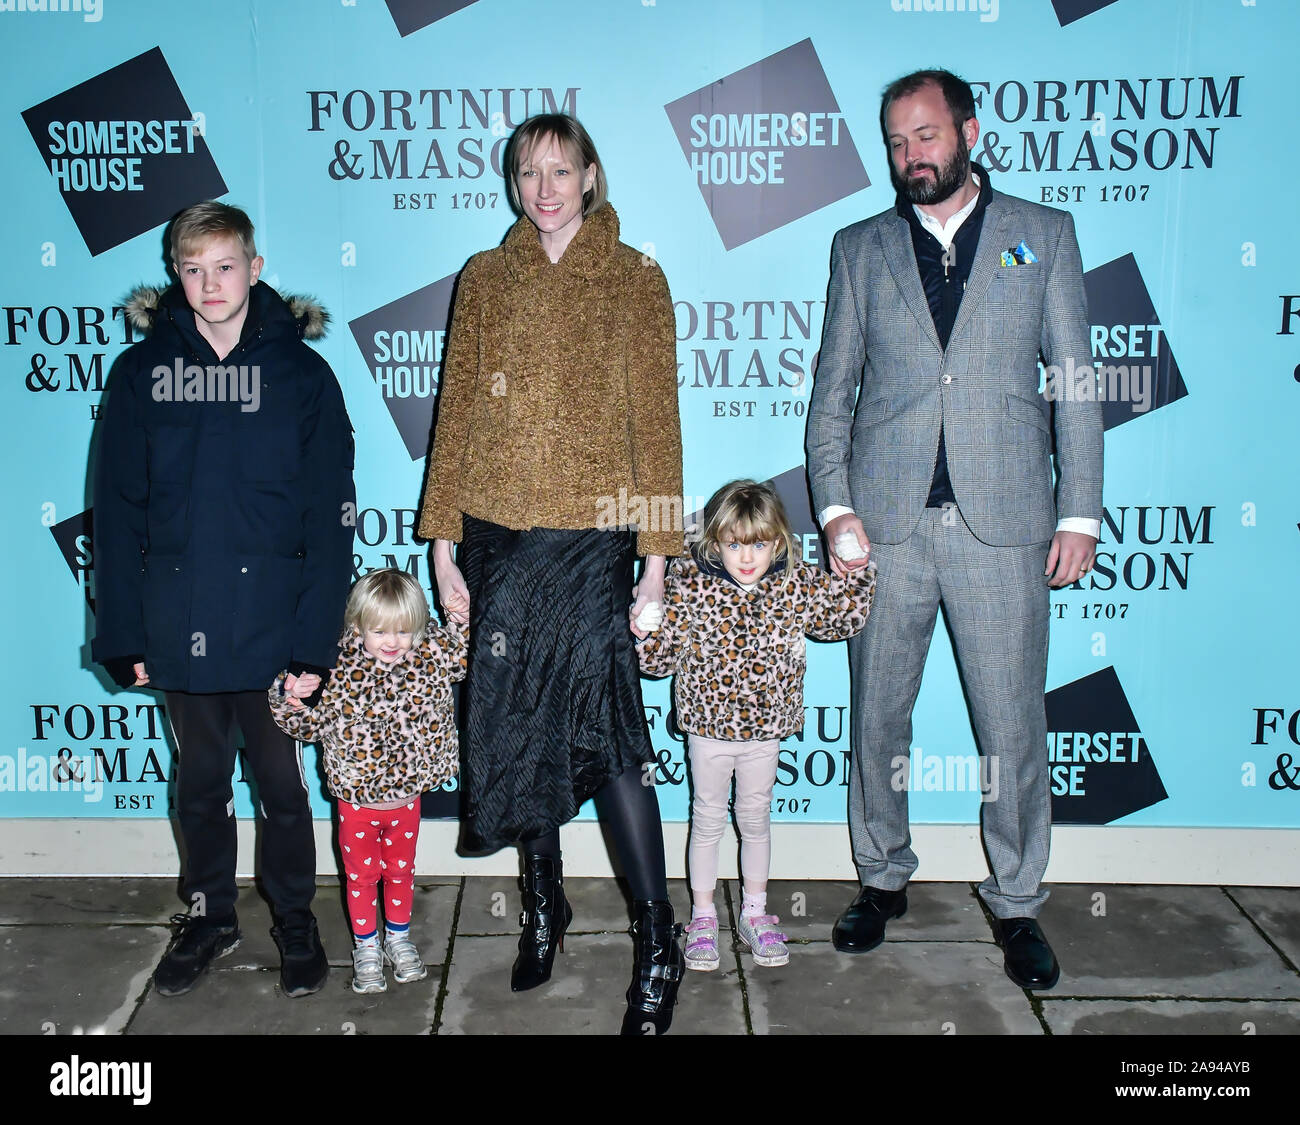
[351,942,387,994]
[683,914,720,972]
[383,932,428,983]
[737,913,790,967]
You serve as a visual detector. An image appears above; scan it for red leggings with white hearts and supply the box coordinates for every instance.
[337,799,420,938]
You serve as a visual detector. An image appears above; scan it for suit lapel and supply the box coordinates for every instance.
[878,214,942,353]
[950,193,1014,345]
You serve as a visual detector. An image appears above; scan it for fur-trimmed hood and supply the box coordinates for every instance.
[123,281,329,340]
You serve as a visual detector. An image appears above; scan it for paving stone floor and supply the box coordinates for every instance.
[2,877,1298,1036]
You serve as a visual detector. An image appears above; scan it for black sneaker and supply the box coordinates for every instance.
[271,915,328,998]
[153,912,241,997]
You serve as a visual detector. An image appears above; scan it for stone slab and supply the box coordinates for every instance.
[126,962,439,1035]
[1033,885,1300,999]
[742,938,1042,1035]
[0,923,170,1035]
[1227,886,1300,971]
[438,931,746,1035]
[1042,998,1300,1035]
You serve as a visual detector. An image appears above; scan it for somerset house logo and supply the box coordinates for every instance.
[664,39,870,251]
[1081,253,1188,431]
[22,47,226,256]
[1045,665,1167,824]
[383,0,481,36]
[348,273,458,461]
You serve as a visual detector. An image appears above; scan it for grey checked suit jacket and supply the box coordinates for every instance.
[806,189,1103,547]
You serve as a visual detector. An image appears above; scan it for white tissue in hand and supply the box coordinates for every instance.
[635,601,664,632]
[834,532,868,561]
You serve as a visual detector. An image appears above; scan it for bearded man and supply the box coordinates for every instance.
[805,69,1103,989]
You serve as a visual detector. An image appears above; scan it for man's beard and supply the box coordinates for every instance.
[894,140,971,205]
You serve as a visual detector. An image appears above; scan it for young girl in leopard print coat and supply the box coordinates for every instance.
[636,480,874,972]
[269,569,467,994]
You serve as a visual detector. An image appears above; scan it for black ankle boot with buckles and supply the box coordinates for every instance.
[621,899,684,1035]
[511,853,573,992]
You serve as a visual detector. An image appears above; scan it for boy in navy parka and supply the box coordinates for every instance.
[92,201,356,998]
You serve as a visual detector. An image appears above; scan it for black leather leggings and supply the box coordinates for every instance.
[521,766,669,902]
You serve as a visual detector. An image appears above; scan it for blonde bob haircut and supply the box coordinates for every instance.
[343,568,431,645]
[504,113,609,218]
[696,479,800,583]
[169,201,258,267]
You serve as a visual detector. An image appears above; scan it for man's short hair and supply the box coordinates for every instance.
[169,201,257,265]
[880,69,977,141]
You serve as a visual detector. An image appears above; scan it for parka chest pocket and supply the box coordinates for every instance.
[238,418,302,482]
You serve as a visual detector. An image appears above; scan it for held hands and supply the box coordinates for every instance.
[288,673,321,697]
[629,556,667,639]
[631,601,664,634]
[434,540,470,624]
[833,533,868,562]
[1045,530,1098,588]
[282,671,321,711]
[824,513,871,578]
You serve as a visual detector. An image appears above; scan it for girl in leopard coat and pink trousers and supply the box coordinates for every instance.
[635,480,874,972]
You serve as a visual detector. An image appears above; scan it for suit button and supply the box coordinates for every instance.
[940,374,953,384]
[241,567,248,574]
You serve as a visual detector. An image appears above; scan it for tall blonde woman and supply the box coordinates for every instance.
[419,114,686,1034]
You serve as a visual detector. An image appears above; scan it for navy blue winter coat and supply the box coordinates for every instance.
[92,281,356,693]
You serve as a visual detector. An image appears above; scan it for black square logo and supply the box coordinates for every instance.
[1083,252,1188,430]
[50,507,95,611]
[664,39,870,251]
[348,274,458,461]
[383,0,481,36]
[22,47,227,257]
[1051,0,1121,25]
[1046,666,1168,824]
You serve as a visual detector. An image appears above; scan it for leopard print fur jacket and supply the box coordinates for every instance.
[636,552,874,740]
[269,621,468,805]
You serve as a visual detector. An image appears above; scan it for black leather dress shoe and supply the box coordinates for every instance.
[994,917,1060,989]
[831,886,907,953]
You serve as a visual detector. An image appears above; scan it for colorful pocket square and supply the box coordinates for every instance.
[1002,241,1039,267]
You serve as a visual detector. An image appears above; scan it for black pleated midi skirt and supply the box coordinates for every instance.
[457,514,655,854]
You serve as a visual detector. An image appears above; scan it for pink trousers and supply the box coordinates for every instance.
[686,734,780,898]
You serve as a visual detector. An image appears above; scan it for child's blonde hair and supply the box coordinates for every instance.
[697,479,800,583]
[343,569,430,644]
